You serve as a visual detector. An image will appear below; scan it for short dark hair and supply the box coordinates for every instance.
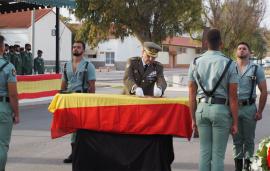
[237,42,250,51]
[0,35,5,47]
[25,43,31,48]
[14,44,20,48]
[74,40,85,50]
[207,29,221,50]
[37,50,43,53]
[5,43,9,47]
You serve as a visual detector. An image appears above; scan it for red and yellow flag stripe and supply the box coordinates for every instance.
[17,74,61,99]
[49,93,192,139]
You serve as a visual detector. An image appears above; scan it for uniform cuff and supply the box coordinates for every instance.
[131,84,138,93]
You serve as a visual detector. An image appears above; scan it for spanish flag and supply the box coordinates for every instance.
[17,74,61,99]
[48,93,192,139]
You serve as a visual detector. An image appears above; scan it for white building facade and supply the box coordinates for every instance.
[0,9,72,65]
[85,36,201,70]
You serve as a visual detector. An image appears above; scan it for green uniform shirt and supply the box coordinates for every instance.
[236,62,265,100]
[188,50,238,99]
[62,58,96,92]
[21,51,33,74]
[10,52,23,75]
[0,57,17,97]
[34,57,45,74]
[3,52,10,62]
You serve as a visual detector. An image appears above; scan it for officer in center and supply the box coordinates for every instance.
[123,42,167,97]
[188,29,238,171]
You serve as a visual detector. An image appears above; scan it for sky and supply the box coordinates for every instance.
[261,0,270,28]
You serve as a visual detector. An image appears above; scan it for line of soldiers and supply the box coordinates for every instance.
[3,43,45,75]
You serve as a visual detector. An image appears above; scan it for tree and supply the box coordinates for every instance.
[75,0,202,47]
[202,0,267,57]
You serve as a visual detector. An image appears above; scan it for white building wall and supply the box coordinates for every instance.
[30,11,72,61]
[156,52,169,64]
[0,11,72,62]
[90,36,142,64]
[176,48,197,64]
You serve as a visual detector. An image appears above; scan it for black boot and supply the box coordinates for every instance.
[234,159,243,171]
[244,159,251,171]
[63,143,74,163]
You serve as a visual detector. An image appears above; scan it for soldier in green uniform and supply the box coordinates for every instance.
[233,42,267,171]
[61,41,96,163]
[34,50,45,74]
[3,44,10,62]
[123,42,167,97]
[21,43,33,75]
[10,45,23,75]
[188,29,239,171]
[0,35,19,171]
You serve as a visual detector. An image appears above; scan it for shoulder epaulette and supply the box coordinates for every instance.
[193,56,202,65]
[153,61,162,66]
[0,60,9,72]
[130,56,141,61]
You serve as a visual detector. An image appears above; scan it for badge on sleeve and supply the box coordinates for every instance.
[12,69,16,76]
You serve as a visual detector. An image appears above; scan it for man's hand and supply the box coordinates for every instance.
[192,120,199,137]
[231,123,238,135]
[135,87,144,97]
[255,112,262,121]
[13,114,19,124]
[153,87,162,97]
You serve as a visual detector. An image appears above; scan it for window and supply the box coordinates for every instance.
[181,48,186,53]
[88,54,97,58]
[196,48,203,54]
[105,52,115,65]
[162,45,169,52]
[178,47,187,54]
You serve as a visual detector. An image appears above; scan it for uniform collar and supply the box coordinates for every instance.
[205,50,223,56]
[141,58,146,66]
[77,58,87,68]
[237,60,254,76]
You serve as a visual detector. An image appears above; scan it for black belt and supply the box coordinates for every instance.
[198,97,228,105]
[0,96,9,102]
[238,98,255,106]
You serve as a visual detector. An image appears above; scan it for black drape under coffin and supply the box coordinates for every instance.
[73,129,174,171]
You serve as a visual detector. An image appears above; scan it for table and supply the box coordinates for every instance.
[48,93,192,171]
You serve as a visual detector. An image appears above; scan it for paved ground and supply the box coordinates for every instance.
[5,70,270,171]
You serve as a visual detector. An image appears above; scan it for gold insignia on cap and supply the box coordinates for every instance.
[143,42,162,58]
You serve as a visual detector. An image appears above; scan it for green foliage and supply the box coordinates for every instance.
[203,0,267,58]
[75,0,203,47]
[256,137,270,171]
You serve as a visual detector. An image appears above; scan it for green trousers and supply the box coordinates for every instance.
[0,102,13,171]
[233,104,257,159]
[196,103,232,171]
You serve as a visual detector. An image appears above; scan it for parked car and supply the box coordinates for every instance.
[261,57,270,68]
[262,59,270,68]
